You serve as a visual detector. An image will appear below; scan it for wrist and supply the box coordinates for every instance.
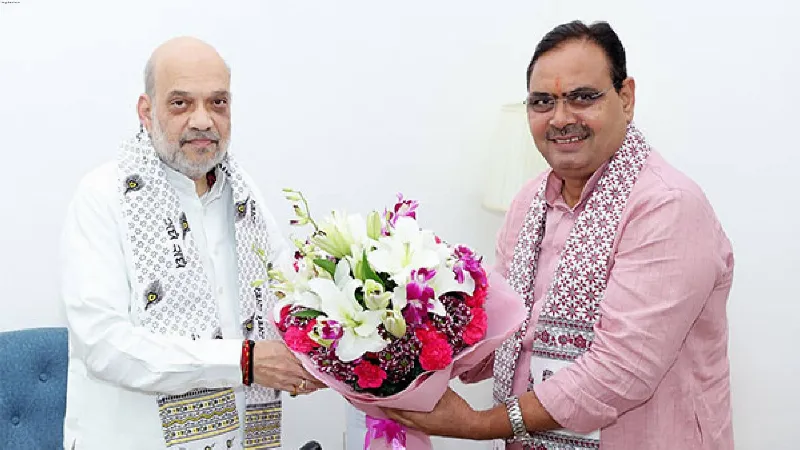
[464,404,503,441]
[504,395,533,442]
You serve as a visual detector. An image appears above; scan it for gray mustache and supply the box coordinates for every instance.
[180,130,220,145]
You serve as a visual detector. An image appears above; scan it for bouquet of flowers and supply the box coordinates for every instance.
[261,190,525,449]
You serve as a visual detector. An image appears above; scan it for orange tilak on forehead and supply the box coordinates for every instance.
[554,77,562,94]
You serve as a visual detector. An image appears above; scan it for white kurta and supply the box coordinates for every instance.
[60,160,291,450]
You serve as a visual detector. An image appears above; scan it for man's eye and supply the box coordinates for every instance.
[214,99,228,106]
[571,92,599,103]
[530,98,553,106]
[171,100,186,107]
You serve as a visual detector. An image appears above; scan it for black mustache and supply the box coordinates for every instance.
[546,125,590,140]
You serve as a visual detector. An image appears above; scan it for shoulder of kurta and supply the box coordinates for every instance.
[509,170,549,212]
[72,161,120,214]
[72,160,121,204]
[638,151,716,211]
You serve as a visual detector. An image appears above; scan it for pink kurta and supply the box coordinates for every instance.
[464,151,734,449]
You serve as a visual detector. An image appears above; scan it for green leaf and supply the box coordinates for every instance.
[292,309,324,319]
[361,251,384,287]
[313,258,337,277]
[250,279,265,288]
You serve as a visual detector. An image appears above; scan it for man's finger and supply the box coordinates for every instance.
[301,371,327,389]
[308,380,327,390]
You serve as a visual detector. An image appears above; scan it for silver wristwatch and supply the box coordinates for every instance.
[504,395,533,442]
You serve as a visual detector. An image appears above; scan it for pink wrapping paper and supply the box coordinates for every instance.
[293,270,526,449]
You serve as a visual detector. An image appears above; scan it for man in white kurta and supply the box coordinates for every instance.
[61,37,321,450]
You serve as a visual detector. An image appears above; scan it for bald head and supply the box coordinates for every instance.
[144,37,230,100]
[137,36,232,183]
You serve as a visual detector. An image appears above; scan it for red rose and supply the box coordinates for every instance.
[465,283,488,308]
[284,320,319,353]
[419,337,453,371]
[353,360,387,389]
[462,307,488,345]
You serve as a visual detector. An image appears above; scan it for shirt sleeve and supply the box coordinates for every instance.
[533,189,728,433]
[61,171,243,396]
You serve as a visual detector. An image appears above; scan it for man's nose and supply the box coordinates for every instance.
[188,105,213,131]
[548,99,576,130]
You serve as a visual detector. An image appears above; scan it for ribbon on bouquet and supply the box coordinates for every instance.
[364,416,407,450]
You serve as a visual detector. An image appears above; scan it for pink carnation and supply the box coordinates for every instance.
[353,360,387,389]
[465,283,488,308]
[414,326,441,344]
[419,335,453,371]
[462,307,488,345]
[284,320,319,353]
[276,305,292,331]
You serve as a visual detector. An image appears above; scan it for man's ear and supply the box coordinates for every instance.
[137,94,153,131]
[619,77,635,123]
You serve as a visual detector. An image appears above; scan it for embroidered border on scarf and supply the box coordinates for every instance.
[529,431,601,450]
[244,401,282,449]
[491,124,652,449]
[158,388,240,446]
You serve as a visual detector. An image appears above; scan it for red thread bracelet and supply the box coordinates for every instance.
[241,340,254,386]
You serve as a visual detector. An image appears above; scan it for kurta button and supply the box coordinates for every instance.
[10,416,20,426]
[39,373,48,382]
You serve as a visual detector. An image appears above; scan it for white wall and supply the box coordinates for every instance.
[1,0,798,449]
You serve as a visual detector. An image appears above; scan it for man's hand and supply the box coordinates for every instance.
[252,340,326,396]
[382,388,485,439]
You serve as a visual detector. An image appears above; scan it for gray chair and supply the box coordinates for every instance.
[0,327,69,449]
[0,327,322,449]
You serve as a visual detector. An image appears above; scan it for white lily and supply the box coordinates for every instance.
[306,260,388,362]
[311,211,370,259]
[382,309,407,338]
[363,279,392,311]
[430,266,475,299]
[366,211,383,241]
[270,260,323,322]
[367,216,442,281]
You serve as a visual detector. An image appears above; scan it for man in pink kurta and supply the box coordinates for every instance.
[475,151,735,448]
[385,20,734,450]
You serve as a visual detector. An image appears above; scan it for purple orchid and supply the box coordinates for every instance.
[311,319,345,349]
[406,268,437,303]
[402,305,427,329]
[319,320,344,341]
[452,245,486,286]
[385,193,420,229]
[403,268,437,327]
